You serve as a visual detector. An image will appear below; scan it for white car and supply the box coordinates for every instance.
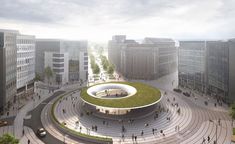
[37,128,47,137]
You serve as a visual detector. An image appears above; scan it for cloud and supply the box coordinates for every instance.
[0,0,234,41]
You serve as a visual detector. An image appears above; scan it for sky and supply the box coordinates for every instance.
[0,0,235,42]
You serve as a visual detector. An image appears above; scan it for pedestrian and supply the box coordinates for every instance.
[208,136,210,142]
[202,137,206,144]
[141,130,144,136]
[22,129,25,136]
[28,139,30,144]
[132,134,134,141]
[134,136,137,141]
[152,128,155,135]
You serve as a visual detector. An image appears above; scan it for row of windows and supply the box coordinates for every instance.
[84,56,88,61]
[6,72,16,82]
[17,52,34,58]
[53,63,64,67]
[53,53,64,57]
[17,57,34,64]
[53,58,64,62]
[17,45,35,51]
[17,71,34,81]
[53,68,64,73]
[17,64,34,72]
[6,80,16,91]
[17,39,34,44]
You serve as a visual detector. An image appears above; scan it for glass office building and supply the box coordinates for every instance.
[178,41,207,92]
[179,40,235,103]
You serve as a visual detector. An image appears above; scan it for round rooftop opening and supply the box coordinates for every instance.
[87,83,137,99]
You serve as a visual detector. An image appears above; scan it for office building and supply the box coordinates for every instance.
[16,34,35,95]
[179,40,235,103]
[35,40,88,83]
[108,35,177,80]
[0,29,18,112]
[178,41,207,92]
[44,52,69,84]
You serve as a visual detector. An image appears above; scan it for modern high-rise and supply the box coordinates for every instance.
[179,40,235,103]
[108,35,177,80]
[0,29,18,113]
[178,41,207,92]
[35,40,88,83]
[16,34,35,91]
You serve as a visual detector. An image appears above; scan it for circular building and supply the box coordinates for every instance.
[80,82,162,115]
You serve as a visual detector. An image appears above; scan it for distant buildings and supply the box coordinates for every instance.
[35,40,88,84]
[44,52,69,84]
[0,29,18,112]
[179,40,235,103]
[108,35,177,80]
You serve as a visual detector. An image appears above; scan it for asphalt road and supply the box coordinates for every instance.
[24,91,65,144]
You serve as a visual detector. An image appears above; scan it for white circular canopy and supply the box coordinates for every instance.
[87,83,137,99]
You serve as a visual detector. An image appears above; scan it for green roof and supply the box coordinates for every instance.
[81,82,161,108]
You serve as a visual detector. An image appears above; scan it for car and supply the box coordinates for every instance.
[183,92,190,97]
[173,88,182,93]
[0,120,8,127]
[37,128,47,137]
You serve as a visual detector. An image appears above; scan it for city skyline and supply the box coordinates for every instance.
[0,0,235,42]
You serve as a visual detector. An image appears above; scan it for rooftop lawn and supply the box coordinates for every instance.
[81,81,161,108]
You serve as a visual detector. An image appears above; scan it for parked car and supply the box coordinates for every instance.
[37,128,47,137]
[173,88,182,93]
[0,121,7,127]
[183,92,190,97]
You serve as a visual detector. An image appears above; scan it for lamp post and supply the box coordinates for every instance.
[209,119,218,144]
[64,134,68,144]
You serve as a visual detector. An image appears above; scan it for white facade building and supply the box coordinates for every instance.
[16,34,35,89]
[44,52,69,84]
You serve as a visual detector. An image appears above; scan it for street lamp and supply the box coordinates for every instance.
[209,119,217,144]
[64,134,68,144]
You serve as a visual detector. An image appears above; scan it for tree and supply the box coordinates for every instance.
[44,66,53,84]
[93,63,100,74]
[107,64,114,75]
[0,133,19,144]
[34,73,41,81]
[230,102,235,126]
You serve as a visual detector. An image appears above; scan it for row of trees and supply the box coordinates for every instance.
[100,55,114,75]
[90,54,100,74]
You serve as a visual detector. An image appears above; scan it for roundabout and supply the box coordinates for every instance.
[35,81,232,144]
